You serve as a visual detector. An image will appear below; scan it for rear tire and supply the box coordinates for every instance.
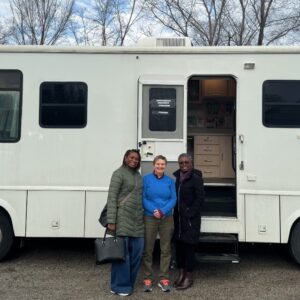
[289,220,300,265]
[0,211,14,261]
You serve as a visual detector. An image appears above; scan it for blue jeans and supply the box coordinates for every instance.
[111,237,144,294]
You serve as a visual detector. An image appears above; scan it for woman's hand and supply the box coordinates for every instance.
[154,209,165,219]
[153,209,161,219]
[107,223,116,231]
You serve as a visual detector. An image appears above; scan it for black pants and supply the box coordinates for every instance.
[175,240,195,272]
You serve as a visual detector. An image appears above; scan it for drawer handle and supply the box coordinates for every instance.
[204,171,213,173]
[204,160,212,162]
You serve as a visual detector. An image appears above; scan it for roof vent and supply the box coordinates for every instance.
[138,37,192,47]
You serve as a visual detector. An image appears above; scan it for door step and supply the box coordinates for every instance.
[196,253,240,263]
[196,233,240,264]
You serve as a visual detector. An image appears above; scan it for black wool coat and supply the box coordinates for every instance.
[173,168,205,245]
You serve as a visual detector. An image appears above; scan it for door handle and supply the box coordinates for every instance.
[138,141,147,147]
[239,134,244,170]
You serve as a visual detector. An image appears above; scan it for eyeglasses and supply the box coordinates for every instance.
[179,161,190,165]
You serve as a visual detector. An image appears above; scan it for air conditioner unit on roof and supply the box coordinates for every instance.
[137,37,192,47]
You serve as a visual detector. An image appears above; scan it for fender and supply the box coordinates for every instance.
[281,209,300,243]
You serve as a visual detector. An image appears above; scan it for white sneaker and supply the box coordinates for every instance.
[118,293,130,296]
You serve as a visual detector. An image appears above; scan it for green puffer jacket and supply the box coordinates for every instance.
[107,165,144,237]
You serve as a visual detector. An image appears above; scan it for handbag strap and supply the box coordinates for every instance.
[119,175,138,206]
[103,228,117,242]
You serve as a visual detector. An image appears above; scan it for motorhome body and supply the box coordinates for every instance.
[0,39,300,263]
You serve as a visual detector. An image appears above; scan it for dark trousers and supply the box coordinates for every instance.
[111,237,144,294]
[175,240,195,272]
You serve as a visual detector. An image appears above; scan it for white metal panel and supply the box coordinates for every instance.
[0,190,26,236]
[26,191,85,237]
[85,191,107,238]
[245,194,280,243]
[237,194,246,241]
[280,196,300,243]
[201,217,241,236]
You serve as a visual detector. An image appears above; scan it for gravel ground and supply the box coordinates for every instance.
[0,239,300,300]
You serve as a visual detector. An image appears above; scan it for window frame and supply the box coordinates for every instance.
[39,81,88,129]
[263,80,300,128]
[0,69,23,143]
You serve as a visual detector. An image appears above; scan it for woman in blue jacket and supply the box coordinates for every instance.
[142,155,176,293]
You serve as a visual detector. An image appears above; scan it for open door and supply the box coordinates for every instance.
[187,76,237,217]
[138,75,186,175]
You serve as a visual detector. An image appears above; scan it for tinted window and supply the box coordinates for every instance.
[40,82,87,128]
[149,88,176,131]
[263,80,300,127]
[0,70,22,142]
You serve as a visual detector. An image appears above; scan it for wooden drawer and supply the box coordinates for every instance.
[195,144,219,155]
[195,135,219,145]
[195,165,220,178]
[194,155,219,166]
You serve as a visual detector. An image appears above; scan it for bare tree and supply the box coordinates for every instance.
[146,0,300,46]
[90,0,115,46]
[251,0,300,45]
[0,23,11,44]
[89,0,145,46]
[224,0,257,45]
[146,0,229,46]
[225,0,300,45]
[69,7,99,46]
[9,0,75,45]
[190,0,228,45]
[114,0,144,45]
[145,0,195,37]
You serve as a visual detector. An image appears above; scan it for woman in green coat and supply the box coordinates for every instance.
[107,149,144,296]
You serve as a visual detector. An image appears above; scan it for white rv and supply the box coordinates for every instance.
[1,38,300,264]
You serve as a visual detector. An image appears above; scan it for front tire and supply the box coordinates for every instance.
[289,220,300,265]
[0,211,14,261]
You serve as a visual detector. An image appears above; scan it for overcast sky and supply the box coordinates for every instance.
[0,0,10,17]
[0,0,90,17]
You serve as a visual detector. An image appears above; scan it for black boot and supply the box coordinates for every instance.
[173,269,185,287]
[176,272,193,290]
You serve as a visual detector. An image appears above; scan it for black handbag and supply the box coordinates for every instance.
[95,229,125,265]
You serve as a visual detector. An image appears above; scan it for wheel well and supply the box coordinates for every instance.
[0,207,14,232]
[288,217,300,243]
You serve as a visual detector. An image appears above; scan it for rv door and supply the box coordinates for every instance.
[138,75,186,175]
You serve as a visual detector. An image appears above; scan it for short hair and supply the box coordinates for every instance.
[122,149,141,170]
[153,154,167,165]
[178,153,193,164]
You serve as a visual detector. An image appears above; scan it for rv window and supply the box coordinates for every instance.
[263,80,300,127]
[40,82,87,128]
[149,88,176,132]
[0,71,22,142]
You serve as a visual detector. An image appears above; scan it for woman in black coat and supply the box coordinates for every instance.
[173,153,204,290]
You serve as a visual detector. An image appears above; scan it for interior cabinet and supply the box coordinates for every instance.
[194,134,235,178]
[202,79,236,98]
